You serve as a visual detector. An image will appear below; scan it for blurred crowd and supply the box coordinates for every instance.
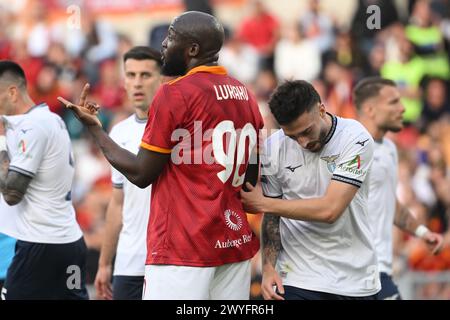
[0,0,449,299]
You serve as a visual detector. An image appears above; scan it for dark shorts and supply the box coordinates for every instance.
[282,285,377,300]
[113,275,144,300]
[375,272,402,300]
[3,237,89,300]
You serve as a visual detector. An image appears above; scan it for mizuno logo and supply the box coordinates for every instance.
[356,138,369,147]
[285,164,303,172]
[20,129,32,134]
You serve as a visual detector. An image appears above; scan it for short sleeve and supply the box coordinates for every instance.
[260,138,282,198]
[331,131,374,188]
[9,122,47,178]
[140,84,187,154]
[109,126,125,188]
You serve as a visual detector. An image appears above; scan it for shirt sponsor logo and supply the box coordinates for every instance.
[214,232,253,249]
[347,155,361,169]
[224,209,243,231]
[320,154,340,173]
[338,155,365,175]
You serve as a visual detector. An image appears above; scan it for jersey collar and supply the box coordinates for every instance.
[134,114,148,124]
[26,103,48,114]
[323,112,337,145]
[168,65,227,85]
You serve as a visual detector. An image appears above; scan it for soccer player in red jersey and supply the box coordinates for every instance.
[58,11,264,299]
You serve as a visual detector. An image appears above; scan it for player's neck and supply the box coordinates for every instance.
[360,117,385,142]
[324,112,333,134]
[135,108,148,121]
[187,58,218,71]
[17,95,36,115]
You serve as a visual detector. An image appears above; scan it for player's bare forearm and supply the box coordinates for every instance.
[88,126,169,188]
[99,188,124,267]
[262,181,358,223]
[1,151,32,205]
[0,150,9,193]
[394,200,420,235]
[59,87,169,188]
[1,172,31,206]
[261,213,281,269]
[264,197,332,222]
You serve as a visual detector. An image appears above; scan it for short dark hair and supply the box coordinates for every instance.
[123,46,162,68]
[0,60,27,89]
[353,77,397,111]
[268,80,321,125]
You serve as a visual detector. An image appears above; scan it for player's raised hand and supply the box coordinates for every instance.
[57,84,102,127]
[261,264,285,300]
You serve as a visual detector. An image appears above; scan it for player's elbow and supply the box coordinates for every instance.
[132,176,152,189]
[321,208,342,224]
[3,191,23,206]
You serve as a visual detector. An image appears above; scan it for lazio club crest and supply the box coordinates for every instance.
[320,154,340,173]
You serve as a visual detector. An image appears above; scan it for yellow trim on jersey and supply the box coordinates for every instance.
[168,65,228,85]
[140,142,172,154]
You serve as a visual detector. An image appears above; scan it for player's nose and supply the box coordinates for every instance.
[297,137,310,149]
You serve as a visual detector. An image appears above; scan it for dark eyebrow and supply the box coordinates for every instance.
[388,97,400,104]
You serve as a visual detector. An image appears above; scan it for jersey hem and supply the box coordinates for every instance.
[146,250,259,267]
[2,231,83,245]
[282,279,381,297]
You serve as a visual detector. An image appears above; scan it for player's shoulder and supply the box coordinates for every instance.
[264,129,287,155]
[154,81,184,103]
[9,113,48,136]
[337,117,367,134]
[337,117,373,142]
[382,137,396,148]
[381,137,398,155]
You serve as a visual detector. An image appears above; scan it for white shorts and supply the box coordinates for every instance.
[143,259,251,300]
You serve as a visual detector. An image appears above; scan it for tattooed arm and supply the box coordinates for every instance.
[0,151,32,205]
[260,212,285,300]
[394,200,443,254]
[261,213,281,268]
[394,200,421,233]
[0,120,32,206]
[0,149,9,193]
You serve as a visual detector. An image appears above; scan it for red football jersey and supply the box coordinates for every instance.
[141,66,263,267]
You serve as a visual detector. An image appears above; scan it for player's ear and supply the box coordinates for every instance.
[188,43,200,57]
[8,85,19,103]
[318,103,326,118]
[364,101,375,117]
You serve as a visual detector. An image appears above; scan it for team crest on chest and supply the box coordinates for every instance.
[320,154,340,173]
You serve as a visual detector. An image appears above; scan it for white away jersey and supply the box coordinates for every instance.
[261,114,381,297]
[367,138,398,275]
[109,114,151,276]
[0,104,82,244]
